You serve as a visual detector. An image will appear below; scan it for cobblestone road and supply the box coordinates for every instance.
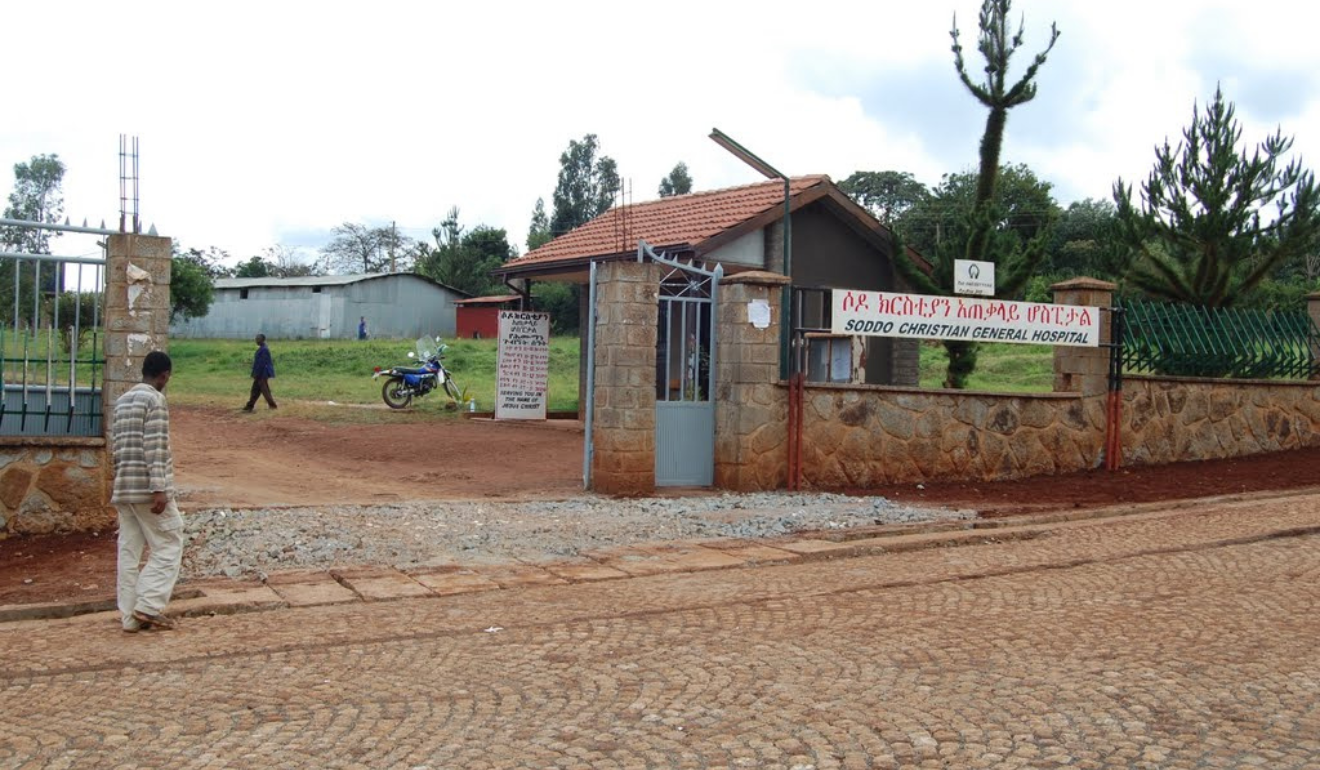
[2,494,1318,769]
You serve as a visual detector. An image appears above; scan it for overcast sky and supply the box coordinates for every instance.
[7,0,1320,268]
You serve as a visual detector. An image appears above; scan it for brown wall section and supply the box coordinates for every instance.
[2,233,172,535]
[590,261,661,495]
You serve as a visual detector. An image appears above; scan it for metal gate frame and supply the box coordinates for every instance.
[646,241,721,487]
[1,217,113,437]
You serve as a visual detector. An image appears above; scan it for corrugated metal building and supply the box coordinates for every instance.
[170,273,471,339]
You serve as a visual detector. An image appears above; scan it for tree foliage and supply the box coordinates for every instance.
[414,207,515,297]
[1,154,68,328]
[526,197,552,252]
[1112,86,1320,307]
[170,247,228,321]
[891,0,1059,389]
[319,223,415,274]
[658,162,693,198]
[1046,198,1122,278]
[550,134,619,237]
[897,164,1058,259]
[839,170,929,226]
[1,154,66,254]
[235,246,320,278]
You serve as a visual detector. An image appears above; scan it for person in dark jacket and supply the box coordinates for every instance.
[243,333,278,411]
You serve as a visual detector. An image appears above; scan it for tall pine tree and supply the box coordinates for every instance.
[1113,87,1320,307]
[893,0,1059,388]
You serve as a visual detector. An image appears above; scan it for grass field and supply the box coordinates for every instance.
[165,336,582,421]
[917,342,1055,392]
[5,331,1057,418]
[161,336,1054,420]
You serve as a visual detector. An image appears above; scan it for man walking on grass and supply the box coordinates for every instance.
[243,333,278,411]
[112,350,182,632]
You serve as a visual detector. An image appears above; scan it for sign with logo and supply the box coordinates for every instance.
[496,310,551,420]
[831,290,1100,347]
[954,259,995,296]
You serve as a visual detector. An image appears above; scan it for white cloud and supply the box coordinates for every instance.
[5,0,1320,267]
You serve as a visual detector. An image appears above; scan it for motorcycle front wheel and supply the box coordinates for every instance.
[381,377,413,409]
[443,376,462,402]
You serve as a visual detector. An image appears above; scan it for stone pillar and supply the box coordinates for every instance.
[104,234,173,419]
[1052,277,1117,395]
[1309,292,1320,380]
[590,260,661,495]
[714,271,790,491]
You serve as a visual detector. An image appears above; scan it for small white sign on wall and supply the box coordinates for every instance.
[748,299,771,329]
[954,259,996,297]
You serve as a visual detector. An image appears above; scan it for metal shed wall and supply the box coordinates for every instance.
[170,275,462,339]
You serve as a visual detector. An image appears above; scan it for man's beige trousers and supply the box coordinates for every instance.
[116,500,184,628]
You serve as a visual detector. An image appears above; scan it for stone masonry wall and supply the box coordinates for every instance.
[0,442,112,534]
[799,386,1103,488]
[714,272,789,491]
[590,261,661,495]
[1,233,172,535]
[775,376,1319,491]
[1121,377,1320,464]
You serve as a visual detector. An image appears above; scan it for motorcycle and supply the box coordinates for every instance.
[373,336,463,409]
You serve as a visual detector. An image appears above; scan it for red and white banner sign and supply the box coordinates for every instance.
[831,290,1101,347]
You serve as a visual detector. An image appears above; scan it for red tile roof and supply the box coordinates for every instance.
[505,175,832,270]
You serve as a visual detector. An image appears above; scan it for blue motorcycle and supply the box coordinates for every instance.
[373,337,461,409]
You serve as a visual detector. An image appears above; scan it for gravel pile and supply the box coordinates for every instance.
[180,493,972,580]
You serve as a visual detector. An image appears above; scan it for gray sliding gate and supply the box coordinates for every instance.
[649,244,721,486]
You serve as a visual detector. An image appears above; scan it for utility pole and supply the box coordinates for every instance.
[389,221,397,273]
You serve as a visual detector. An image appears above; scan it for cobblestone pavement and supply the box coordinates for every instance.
[2,493,1318,769]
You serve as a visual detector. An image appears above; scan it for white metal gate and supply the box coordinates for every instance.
[651,245,721,487]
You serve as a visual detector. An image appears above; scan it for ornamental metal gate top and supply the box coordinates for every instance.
[647,241,722,487]
[1,218,114,437]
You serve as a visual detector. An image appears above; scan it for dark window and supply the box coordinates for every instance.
[806,335,852,383]
[239,289,249,300]
[312,286,323,294]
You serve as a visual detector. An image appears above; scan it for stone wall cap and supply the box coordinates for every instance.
[1050,277,1117,292]
[1307,291,1320,300]
[721,270,790,287]
[0,436,106,448]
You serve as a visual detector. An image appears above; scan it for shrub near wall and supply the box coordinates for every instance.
[800,384,1107,487]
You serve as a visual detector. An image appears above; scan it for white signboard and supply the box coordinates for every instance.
[954,259,995,296]
[831,290,1100,347]
[495,310,551,420]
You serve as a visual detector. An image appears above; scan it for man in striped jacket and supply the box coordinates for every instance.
[112,351,182,632]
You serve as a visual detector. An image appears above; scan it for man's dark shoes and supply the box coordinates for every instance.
[131,610,177,631]
[241,405,254,412]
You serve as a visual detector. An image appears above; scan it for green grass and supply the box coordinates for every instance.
[8,331,1060,410]
[166,336,583,420]
[918,342,1055,392]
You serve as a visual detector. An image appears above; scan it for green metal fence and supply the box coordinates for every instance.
[1119,298,1320,380]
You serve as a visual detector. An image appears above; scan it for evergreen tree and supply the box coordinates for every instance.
[415,207,515,296]
[550,134,619,236]
[892,0,1059,388]
[1,154,67,328]
[1,154,65,254]
[527,197,552,251]
[1113,87,1320,307]
[658,162,693,197]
